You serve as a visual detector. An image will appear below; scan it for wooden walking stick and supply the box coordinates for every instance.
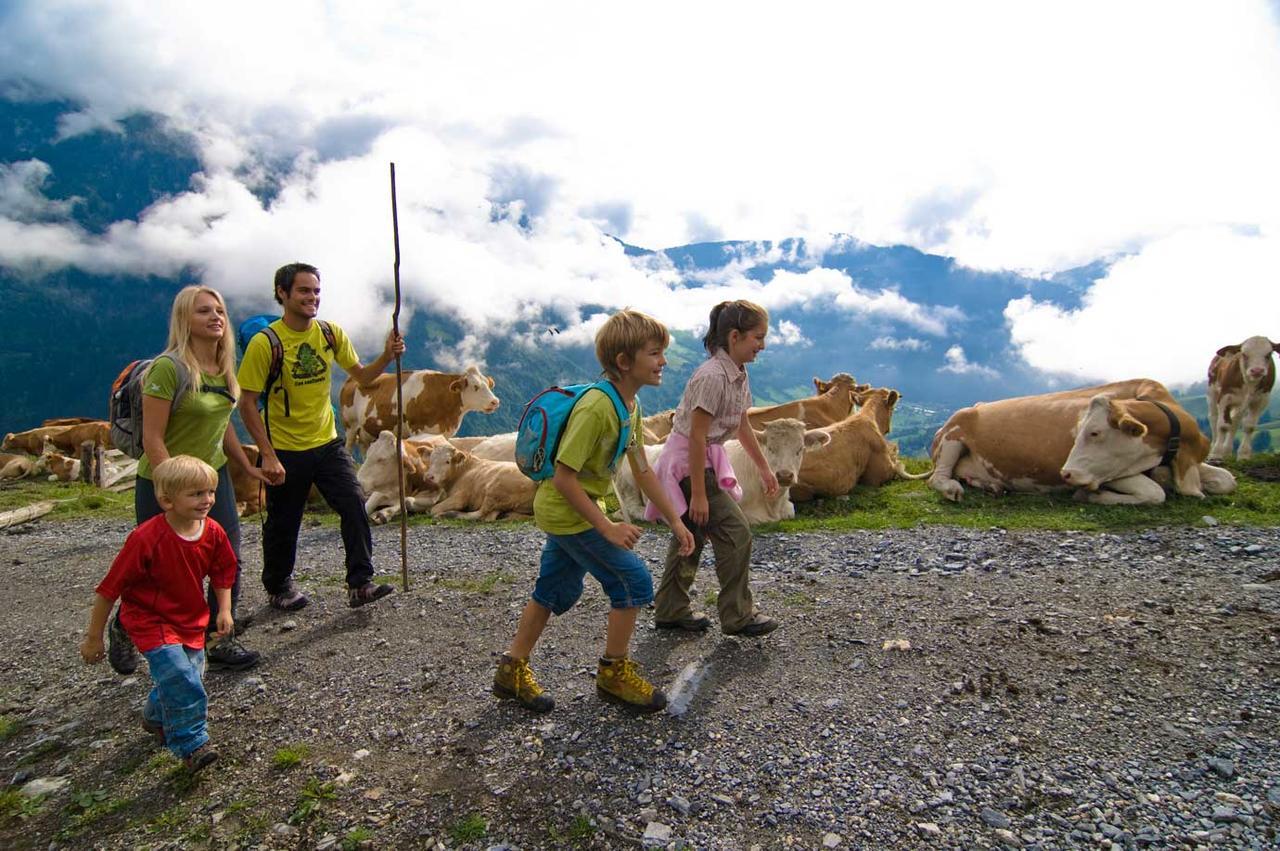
[390,162,410,592]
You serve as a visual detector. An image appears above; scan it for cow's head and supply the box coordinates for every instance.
[854,388,900,435]
[425,443,467,488]
[756,418,831,487]
[357,431,406,493]
[450,365,500,414]
[1060,395,1157,490]
[1218,336,1279,384]
[813,373,856,395]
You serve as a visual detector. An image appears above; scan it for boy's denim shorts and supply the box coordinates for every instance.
[532,528,654,614]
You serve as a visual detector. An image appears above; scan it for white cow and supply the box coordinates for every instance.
[1207,335,1279,461]
[356,431,445,524]
[613,418,829,525]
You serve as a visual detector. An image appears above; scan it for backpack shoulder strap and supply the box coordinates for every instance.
[259,326,285,396]
[317,320,338,353]
[155,353,191,413]
[591,380,633,467]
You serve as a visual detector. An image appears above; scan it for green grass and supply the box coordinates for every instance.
[449,813,487,844]
[57,789,131,838]
[272,743,310,769]
[0,479,134,520]
[343,826,375,849]
[0,789,43,824]
[288,779,337,825]
[0,715,18,740]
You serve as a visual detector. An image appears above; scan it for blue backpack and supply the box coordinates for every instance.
[515,381,631,481]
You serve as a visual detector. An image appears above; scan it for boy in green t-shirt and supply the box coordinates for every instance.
[494,310,694,714]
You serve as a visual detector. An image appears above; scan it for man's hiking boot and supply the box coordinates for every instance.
[268,581,309,612]
[107,608,139,675]
[724,613,779,638]
[596,656,667,714]
[493,654,554,713]
[140,716,165,746]
[206,636,260,671]
[183,744,218,774]
[348,582,394,608]
[655,611,712,632]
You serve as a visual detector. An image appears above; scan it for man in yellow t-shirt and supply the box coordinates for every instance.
[237,262,405,612]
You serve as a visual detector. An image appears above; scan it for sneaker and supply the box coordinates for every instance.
[268,581,309,612]
[107,608,139,675]
[206,636,260,671]
[140,716,165,746]
[493,654,555,713]
[596,656,667,713]
[183,744,218,774]
[724,613,779,638]
[348,582,394,608]
[655,612,712,632]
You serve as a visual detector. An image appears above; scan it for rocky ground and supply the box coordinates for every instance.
[0,515,1278,850]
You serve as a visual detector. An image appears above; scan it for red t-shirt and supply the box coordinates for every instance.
[96,514,236,652]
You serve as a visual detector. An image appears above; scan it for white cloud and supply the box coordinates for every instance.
[1,0,1280,369]
[939,345,999,378]
[870,336,929,351]
[0,160,75,220]
[771,319,808,347]
[1005,226,1280,386]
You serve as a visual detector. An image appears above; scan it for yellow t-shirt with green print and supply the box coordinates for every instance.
[237,320,358,451]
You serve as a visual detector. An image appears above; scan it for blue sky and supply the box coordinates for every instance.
[1,1,1279,383]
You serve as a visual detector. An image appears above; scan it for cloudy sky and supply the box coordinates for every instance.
[2,0,1279,383]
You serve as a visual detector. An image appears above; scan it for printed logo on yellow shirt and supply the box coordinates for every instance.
[292,343,328,387]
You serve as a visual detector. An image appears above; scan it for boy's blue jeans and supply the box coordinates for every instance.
[532,528,655,614]
[142,644,208,758]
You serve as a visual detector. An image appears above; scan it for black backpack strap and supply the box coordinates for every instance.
[257,326,287,439]
[318,320,337,354]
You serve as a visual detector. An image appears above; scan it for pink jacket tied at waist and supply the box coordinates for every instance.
[644,431,743,523]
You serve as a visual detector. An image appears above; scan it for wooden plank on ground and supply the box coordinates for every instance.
[0,500,55,529]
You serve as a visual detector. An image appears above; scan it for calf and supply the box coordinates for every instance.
[424,444,536,521]
[340,365,500,453]
[747,372,866,429]
[791,389,925,501]
[34,441,81,482]
[1207,335,1279,461]
[356,431,445,524]
[641,409,676,444]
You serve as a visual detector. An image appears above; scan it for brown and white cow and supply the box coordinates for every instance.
[355,431,447,524]
[747,373,867,430]
[789,388,924,501]
[641,409,677,444]
[611,418,831,525]
[3,421,110,456]
[340,365,500,453]
[929,379,1235,505]
[34,441,81,482]
[0,453,36,480]
[1207,335,1279,461]
[423,444,536,521]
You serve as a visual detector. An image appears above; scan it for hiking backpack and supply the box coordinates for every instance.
[514,381,632,481]
[108,354,192,459]
[235,314,337,426]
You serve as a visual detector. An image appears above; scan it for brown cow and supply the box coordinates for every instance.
[34,442,81,482]
[929,379,1235,504]
[423,444,536,521]
[3,421,110,455]
[355,431,446,524]
[0,453,36,480]
[747,373,868,429]
[1207,335,1279,461]
[790,388,924,501]
[340,365,500,452]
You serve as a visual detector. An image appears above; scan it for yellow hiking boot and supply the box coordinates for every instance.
[596,656,668,714]
[493,654,554,713]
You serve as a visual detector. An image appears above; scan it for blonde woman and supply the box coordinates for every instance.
[111,285,267,674]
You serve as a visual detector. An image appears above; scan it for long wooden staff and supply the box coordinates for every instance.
[390,163,409,592]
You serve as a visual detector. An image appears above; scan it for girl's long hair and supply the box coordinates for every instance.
[161,285,240,401]
[702,299,769,354]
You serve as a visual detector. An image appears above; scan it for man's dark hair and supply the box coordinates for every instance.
[273,262,321,305]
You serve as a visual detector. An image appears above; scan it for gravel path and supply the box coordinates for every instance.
[1,517,1278,849]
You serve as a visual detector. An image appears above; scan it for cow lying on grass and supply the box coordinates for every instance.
[747,373,869,430]
[424,444,535,521]
[0,453,36,480]
[929,379,1236,505]
[355,431,445,524]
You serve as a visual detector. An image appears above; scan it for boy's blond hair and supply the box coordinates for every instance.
[153,455,218,501]
[595,309,670,381]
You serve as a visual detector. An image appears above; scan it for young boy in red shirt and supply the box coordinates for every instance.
[81,455,236,772]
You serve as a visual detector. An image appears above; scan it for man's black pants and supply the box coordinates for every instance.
[262,439,373,593]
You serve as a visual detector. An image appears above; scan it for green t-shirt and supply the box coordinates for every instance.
[236,320,357,451]
[137,356,233,480]
[534,388,644,535]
